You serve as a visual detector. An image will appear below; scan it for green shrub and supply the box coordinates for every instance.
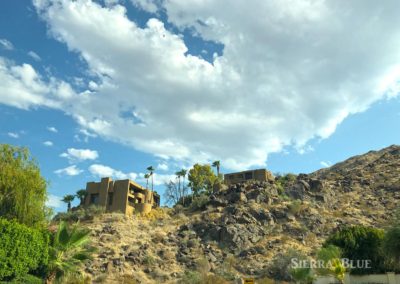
[0,218,49,281]
[324,225,385,274]
[383,226,400,271]
[190,194,210,211]
[288,200,303,215]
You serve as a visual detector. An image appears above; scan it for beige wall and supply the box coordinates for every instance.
[224,169,274,185]
[314,273,400,284]
[83,177,159,215]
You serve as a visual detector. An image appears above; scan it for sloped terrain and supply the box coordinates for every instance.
[80,145,400,283]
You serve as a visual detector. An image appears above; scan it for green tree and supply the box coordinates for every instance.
[62,195,75,212]
[146,166,155,191]
[316,245,345,283]
[75,189,87,205]
[176,169,188,206]
[212,161,220,176]
[324,225,385,274]
[383,225,400,271]
[0,144,48,227]
[188,164,217,196]
[144,173,150,189]
[47,221,94,282]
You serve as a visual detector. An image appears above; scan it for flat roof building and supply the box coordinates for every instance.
[224,169,274,185]
[83,177,160,215]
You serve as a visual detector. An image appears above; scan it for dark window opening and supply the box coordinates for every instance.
[245,172,253,180]
[90,193,99,204]
[128,196,135,207]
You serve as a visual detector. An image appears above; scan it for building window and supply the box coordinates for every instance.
[228,175,234,180]
[108,193,113,206]
[90,193,99,204]
[128,196,135,207]
[245,172,253,180]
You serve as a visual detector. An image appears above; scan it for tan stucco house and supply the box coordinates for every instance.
[224,169,274,185]
[83,177,160,214]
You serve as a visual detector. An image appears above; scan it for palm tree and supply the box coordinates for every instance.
[176,169,187,205]
[62,194,75,212]
[75,189,87,205]
[46,221,94,283]
[175,170,182,196]
[144,173,150,189]
[146,166,155,191]
[212,160,220,177]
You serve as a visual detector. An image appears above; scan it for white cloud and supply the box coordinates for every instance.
[320,161,332,168]
[89,164,137,180]
[0,57,77,110]
[2,0,399,170]
[43,140,53,146]
[47,126,58,133]
[60,148,99,162]
[157,162,168,171]
[131,0,159,13]
[28,51,41,61]
[0,38,13,50]
[7,132,19,138]
[54,165,83,176]
[89,163,175,186]
[46,194,62,208]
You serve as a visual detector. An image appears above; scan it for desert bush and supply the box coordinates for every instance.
[269,249,311,282]
[143,255,156,266]
[190,194,210,211]
[53,205,105,222]
[174,204,184,214]
[0,218,49,281]
[178,270,228,284]
[275,173,297,192]
[139,207,170,221]
[288,200,303,215]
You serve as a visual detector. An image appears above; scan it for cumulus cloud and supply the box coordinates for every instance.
[89,164,137,180]
[47,126,58,133]
[7,132,19,138]
[60,148,99,162]
[54,165,83,176]
[0,38,13,50]
[88,163,175,186]
[157,162,169,171]
[0,57,77,110]
[28,51,41,61]
[43,140,53,146]
[3,0,400,170]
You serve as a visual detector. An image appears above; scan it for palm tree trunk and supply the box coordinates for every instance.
[182,176,186,206]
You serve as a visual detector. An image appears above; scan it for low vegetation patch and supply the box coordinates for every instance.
[0,218,49,281]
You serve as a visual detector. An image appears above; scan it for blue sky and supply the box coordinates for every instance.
[0,0,399,211]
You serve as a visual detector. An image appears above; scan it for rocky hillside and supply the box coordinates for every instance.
[78,145,400,283]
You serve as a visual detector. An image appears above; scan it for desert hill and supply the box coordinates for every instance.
[72,145,400,283]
